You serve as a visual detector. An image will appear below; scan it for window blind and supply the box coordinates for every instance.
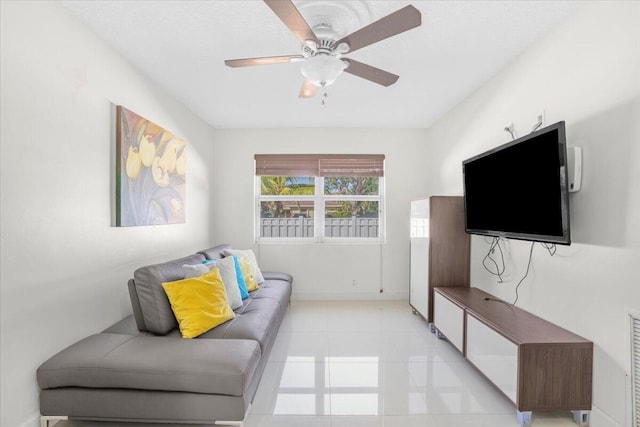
[255,154,385,177]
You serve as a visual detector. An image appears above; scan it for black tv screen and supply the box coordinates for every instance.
[463,121,570,245]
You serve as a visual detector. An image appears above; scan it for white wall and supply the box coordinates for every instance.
[424,3,640,426]
[0,2,215,426]
[211,129,431,300]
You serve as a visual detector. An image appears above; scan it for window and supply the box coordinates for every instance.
[259,176,316,238]
[255,154,384,242]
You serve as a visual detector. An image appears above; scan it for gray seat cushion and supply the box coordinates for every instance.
[252,279,292,306]
[162,298,279,351]
[37,333,261,396]
[162,278,291,350]
[101,314,141,335]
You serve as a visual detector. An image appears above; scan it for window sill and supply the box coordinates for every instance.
[256,238,385,245]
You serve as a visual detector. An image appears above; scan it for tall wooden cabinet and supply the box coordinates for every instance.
[409,196,470,323]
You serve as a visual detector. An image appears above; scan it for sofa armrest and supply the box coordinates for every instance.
[261,271,293,283]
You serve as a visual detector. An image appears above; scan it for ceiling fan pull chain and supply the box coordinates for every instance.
[321,83,328,105]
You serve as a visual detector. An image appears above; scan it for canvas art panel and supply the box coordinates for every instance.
[116,106,186,226]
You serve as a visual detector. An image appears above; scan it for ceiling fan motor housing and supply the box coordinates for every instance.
[303,23,341,53]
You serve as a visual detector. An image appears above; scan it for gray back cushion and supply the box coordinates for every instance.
[197,244,232,261]
[132,253,205,335]
[128,279,148,332]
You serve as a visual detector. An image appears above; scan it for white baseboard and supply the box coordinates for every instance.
[589,405,626,427]
[15,413,39,427]
[292,290,408,301]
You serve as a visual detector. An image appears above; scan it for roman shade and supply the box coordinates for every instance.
[255,154,385,177]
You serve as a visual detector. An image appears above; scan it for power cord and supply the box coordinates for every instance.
[541,242,557,256]
[504,125,516,141]
[512,241,535,306]
[531,115,543,133]
[483,236,505,283]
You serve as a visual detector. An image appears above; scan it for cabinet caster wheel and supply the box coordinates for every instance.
[435,329,444,339]
[517,411,532,427]
[572,410,590,426]
[412,308,418,315]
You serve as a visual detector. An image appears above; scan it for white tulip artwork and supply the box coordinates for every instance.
[116,106,186,226]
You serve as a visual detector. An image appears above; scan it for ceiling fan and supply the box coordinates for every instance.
[224,0,422,99]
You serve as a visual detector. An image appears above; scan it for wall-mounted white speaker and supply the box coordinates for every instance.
[567,146,582,193]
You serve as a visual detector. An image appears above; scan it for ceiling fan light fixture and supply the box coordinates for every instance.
[300,54,346,87]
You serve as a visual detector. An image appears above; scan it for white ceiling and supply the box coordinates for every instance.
[61,0,583,129]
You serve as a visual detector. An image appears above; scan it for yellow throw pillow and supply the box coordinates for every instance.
[162,268,235,339]
[239,256,259,292]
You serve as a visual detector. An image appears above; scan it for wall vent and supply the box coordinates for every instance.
[632,313,640,427]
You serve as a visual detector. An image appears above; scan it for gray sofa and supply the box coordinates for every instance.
[37,244,292,427]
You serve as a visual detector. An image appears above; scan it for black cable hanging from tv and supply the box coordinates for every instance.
[512,241,535,306]
[483,236,505,282]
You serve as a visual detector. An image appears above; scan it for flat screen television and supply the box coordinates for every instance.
[462,121,570,245]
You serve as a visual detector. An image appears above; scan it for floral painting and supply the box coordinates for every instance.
[116,106,186,226]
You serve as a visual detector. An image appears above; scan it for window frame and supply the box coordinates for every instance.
[255,176,318,244]
[255,176,385,244]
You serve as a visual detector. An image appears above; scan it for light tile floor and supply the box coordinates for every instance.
[56,301,581,427]
[245,300,580,427]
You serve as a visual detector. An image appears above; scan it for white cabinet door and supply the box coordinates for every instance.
[409,238,429,318]
[433,292,464,352]
[466,314,518,403]
[410,198,429,237]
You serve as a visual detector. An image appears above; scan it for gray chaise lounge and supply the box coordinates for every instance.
[37,244,292,426]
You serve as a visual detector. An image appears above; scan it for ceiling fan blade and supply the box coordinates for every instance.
[335,5,421,54]
[263,0,318,46]
[299,78,318,98]
[343,59,399,87]
[225,55,304,68]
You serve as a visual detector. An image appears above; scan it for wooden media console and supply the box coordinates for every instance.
[433,287,592,427]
